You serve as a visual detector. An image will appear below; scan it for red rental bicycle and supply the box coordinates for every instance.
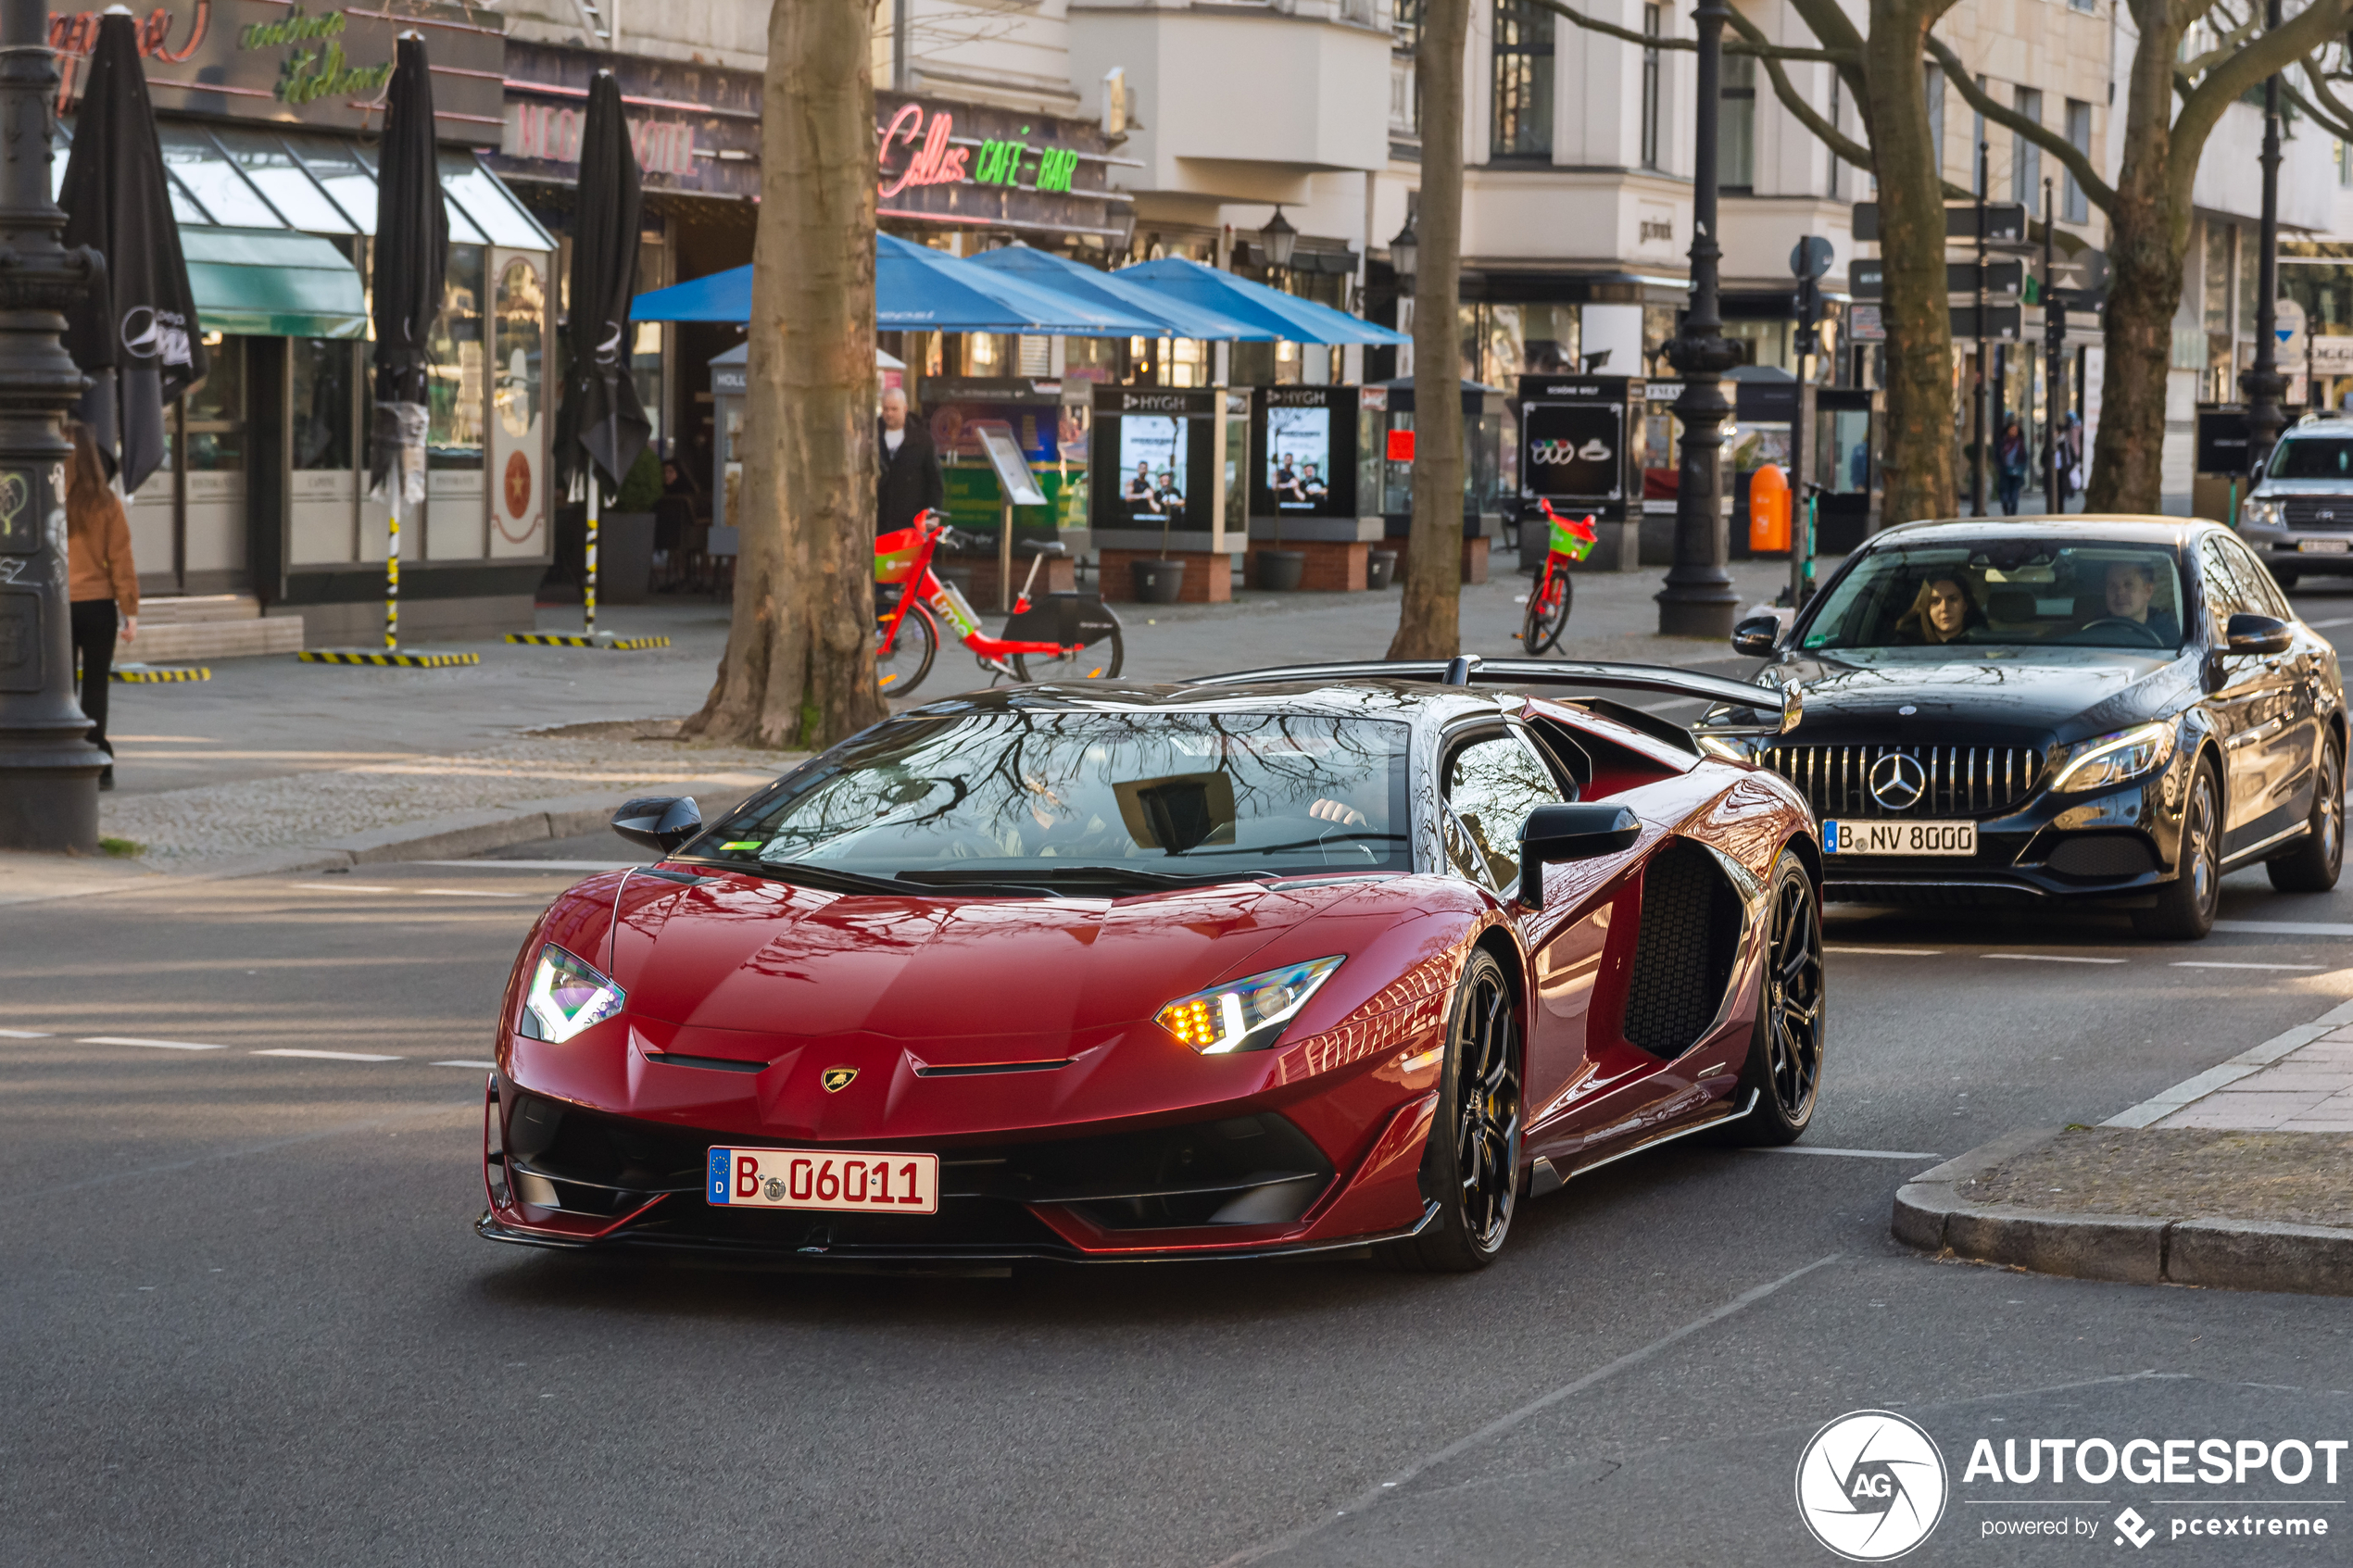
[1518,500,1596,655]
[875,509,1126,696]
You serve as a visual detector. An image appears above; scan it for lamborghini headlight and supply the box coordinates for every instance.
[2046,721,2178,795]
[1157,957,1345,1055]
[518,944,625,1042]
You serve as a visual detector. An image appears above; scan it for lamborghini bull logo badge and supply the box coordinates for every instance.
[820,1067,858,1093]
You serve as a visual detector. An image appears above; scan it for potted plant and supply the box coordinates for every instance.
[1130,476,1186,604]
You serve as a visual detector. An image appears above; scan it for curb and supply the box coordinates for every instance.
[6,777,774,905]
[1893,1128,2353,1297]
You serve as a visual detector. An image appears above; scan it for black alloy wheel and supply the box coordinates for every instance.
[2136,759,2221,939]
[1390,948,1522,1272]
[1723,850,1823,1146]
[2269,733,2346,894]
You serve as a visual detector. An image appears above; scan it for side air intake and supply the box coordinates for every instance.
[1620,838,1743,1059]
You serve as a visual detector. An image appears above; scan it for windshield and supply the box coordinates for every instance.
[2269,437,2353,479]
[1800,539,2188,653]
[692,711,1413,886]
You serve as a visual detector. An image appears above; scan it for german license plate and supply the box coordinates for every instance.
[707,1147,940,1213]
[1822,820,1977,856]
[2298,538,2351,554]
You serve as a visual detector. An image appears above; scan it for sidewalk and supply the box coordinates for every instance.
[1896,996,2353,1295]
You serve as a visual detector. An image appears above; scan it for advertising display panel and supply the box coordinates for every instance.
[1248,386,1359,521]
[1088,385,1226,543]
[1516,375,1646,571]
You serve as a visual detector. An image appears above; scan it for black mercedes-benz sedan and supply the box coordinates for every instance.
[1696,516,2345,939]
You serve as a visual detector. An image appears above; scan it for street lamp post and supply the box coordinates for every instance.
[1656,0,1742,639]
[2243,0,2287,479]
[0,0,105,851]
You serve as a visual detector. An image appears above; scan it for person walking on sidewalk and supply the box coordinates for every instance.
[67,420,137,791]
[1995,413,2030,516]
[876,387,943,536]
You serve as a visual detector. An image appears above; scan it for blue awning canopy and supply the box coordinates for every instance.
[635,236,1171,335]
[964,243,1276,341]
[1114,257,1409,346]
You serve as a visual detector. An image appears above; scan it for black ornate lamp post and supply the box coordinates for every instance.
[1260,207,1299,273]
[0,0,105,850]
[1657,0,1742,637]
[2243,0,2287,478]
[1388,216,1417,292]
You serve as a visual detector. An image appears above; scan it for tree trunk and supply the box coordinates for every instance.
[2083,0,2185,514]
[1864,0,1958,528]
[1388,0,1468,662]
[682,0,886,749]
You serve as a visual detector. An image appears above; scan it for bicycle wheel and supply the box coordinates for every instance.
[875,600,938,696]
[1012,620,1125,683]
[1520,570,1571,654]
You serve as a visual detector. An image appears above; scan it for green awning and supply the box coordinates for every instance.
[182,226,367,340]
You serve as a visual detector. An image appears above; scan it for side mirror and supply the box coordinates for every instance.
[612,796,703,855]
[2225,613,2293,657]
[1516,803,1642,909]
[1730,615,1781,659]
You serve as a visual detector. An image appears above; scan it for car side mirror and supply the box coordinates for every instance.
[1516,803,1642,909]
[612,795,703,855]
[2225,613,2293,657]
[1730,615,1781,659]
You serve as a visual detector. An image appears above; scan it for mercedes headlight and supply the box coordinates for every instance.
[519,945,625,1042]
[1157,957,1345,1055]
[2243,496,2284,529]
[2047,721,2178,794]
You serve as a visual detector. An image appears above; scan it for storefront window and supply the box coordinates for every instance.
[184,337,245,472]
[291,338,353,471]
[429,245,486,470]
[1523,304,1578,373]
[631,321,663,449]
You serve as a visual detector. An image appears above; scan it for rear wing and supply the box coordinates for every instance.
[1183,657,1801,735]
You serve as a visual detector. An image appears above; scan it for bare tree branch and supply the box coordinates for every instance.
[1926,34,2118,211]
[1721,6,1876,168]
[2176,8,2260,84]
[2296,54,2353,142]
[2171,0,2353,214]
[1524,0,1856,62]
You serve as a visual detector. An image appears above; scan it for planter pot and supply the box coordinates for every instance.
[1366,549,1397,589]
[1254,548,1306,592]
[1131,558,1187,604]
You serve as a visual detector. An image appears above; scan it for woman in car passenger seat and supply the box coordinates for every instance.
[1893,574,1985,646]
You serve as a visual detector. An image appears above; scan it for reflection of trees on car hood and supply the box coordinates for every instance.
[1777,647,2203,743]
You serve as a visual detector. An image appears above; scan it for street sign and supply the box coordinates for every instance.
[1850,303,1884,342]
[1791,235,1834,280]
[1851,258,2022,299]
[1851,201,2028,245]
[1951,304,2022,341]
[2275,297,2309,359]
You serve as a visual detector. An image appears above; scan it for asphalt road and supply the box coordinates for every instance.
[7,817,2353,1568]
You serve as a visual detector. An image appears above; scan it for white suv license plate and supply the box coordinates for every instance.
[2298,538,2351,554]
[1823,820,1977,856]
[708,1146,941,1213]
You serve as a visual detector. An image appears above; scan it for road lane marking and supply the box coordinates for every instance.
[252,1048,401,1062]
[2214,919,2353,936]
[1209,1252,1844,1567]
[1743,1146,1944,1160]
[290,883,523,899]
[433,1060,497,1069]
[2301,615,2353,629]
[80,1035,224,1051]
[0,1028,52,1038]
[1826,946,1944,956]
[1985,953,2128,963]
[2171,960,2327,970]
[292,884,396,893]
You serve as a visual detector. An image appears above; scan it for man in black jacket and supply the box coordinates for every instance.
[877,387,944,534]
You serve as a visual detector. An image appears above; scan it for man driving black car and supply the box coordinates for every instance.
[2097,558,2181,645]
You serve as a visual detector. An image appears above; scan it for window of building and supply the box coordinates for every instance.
[427,245,485,471]
[2340,138,2353,188]
[291,338,353,474]
[2064,99,2092,221]
[2012,86,2043,208]
[1491,0,1554,158]
[1641,5,1663,170]
[1719,53,1756,192]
